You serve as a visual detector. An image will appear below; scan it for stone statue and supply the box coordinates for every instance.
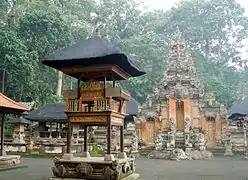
[198,133,206,151]
[184,116,191,133]
[155,134,163,151]
[169,117,176,133]
[223,130,233,156]
[167,131,175,149]
[130,133,138,152]
[13,131,26,144]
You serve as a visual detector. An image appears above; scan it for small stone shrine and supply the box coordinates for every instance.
[42,29,145,179]
[138,30,228,160]
[228,100,248,156]
[0,92,29,168]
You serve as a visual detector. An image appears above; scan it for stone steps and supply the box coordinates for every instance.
[207,147,225,156]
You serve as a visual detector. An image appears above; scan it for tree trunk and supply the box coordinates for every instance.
[56,71,63,96]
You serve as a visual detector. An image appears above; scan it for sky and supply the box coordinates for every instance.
[142,0,248,14]
[141,0,248,60]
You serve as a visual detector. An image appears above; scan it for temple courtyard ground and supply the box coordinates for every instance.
[1,156,248,180]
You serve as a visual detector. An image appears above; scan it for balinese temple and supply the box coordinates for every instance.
[137,30,228,149]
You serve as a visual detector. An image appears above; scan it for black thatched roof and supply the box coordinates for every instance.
[25,98,139,123]
[25,103,67,122]
[8,117,31,125]
[228,98,248,119]
[126,97,139,115]
[42,37,145,78]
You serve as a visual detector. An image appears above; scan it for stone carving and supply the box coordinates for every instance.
[75,163,93,176]
[169,116,176,132]
[52,164,67,178]
[184,133,192,149]
[222,129,233,156]
[184,116,191,133]
[224,140,233,156]
[12,131,26,144]
[155,134,163,151]
[167,131,176,149]
[198,133,206,151]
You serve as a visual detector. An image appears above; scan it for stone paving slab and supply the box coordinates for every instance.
[1,157,248,180]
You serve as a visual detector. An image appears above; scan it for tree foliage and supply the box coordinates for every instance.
[1,0,248,108]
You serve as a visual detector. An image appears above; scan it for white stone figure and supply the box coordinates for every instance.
[155,134,163,151]
[184,133,192,148]
[198,133,206,151]
[12,125,26,144]
[167,131,176,149]
[169,116,176,133]
[224,139,233,156]
[184,116,191,133]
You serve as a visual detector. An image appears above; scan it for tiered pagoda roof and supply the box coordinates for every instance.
[42,36,145,81]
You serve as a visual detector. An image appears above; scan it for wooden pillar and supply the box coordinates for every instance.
[120,126,124,152]
[56,123,58,138]
[104,76,107,109]
[84,125,88,152]
[58,123,62,138]
[77,79,80,99]
[49,122,52,138]
[107,124,111,154]
[1,114,5,156]
[66,121,72,153]
[113,80,116,88]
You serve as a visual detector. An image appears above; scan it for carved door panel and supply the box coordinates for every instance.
[146,122,155,145]
[207,121,214,145]
[176,101,185,131]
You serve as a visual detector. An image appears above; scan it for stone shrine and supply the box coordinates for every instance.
[138,30,228,160]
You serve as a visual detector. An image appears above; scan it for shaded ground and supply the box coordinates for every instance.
[1,157,248,180]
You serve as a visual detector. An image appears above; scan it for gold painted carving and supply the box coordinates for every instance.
[81,80,104,91]
[70,116,107,123]
[81,90,104,99]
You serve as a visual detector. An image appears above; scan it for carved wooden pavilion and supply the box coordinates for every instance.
[43,33,145,179]
[0,93,29,156]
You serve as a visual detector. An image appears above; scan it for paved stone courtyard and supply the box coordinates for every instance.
[1,157,248,180]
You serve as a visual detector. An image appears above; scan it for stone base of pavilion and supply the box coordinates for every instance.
[49,173,140,180]
[0,154,21,165]
[0,154,27,171]
[50,152,139,180]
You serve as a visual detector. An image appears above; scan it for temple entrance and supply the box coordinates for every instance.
[206,117,215,147]
[146,121,155,145]
[176,100,185,131]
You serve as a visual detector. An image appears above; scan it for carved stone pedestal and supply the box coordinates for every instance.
[50,173,140,180]
[51,154,138,180]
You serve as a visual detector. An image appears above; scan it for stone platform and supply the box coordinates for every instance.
[51,153,138,180]
[0,155,21,165]
[49,173,140,180]
[148,149,213,161]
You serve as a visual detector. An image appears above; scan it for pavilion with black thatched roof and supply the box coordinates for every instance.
[40,29,145,179]
[228,98,248,127]
[25,103,68,139]
[42,36,145,81]
[25,97,140,139]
